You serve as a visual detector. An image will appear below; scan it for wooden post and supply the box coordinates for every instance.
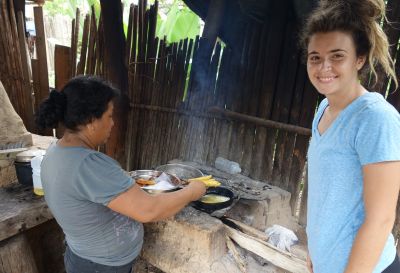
[100,0,129,166]
[33,6,49,108]
[54,45,72,138]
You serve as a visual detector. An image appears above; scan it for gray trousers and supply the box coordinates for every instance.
[64,246,134,273]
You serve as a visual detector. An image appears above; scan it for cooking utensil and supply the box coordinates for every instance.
[192,187,235,213]
[155,164,203,180]
[129,170,181,194]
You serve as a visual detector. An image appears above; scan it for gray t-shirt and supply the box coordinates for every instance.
[41,144,143,266]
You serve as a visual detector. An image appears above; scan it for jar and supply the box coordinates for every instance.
[14,149,45,186]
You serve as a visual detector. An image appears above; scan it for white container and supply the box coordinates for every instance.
[31,155,44,196]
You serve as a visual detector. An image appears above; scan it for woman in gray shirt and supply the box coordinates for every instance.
[36,76,206,273]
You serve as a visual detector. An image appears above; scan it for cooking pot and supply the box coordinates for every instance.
[14,149,45,186]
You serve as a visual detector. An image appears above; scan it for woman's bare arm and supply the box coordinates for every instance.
[345,161,400,273]
[107,181,206,223]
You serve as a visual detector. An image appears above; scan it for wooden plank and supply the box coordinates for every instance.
[33,6,49,110]
[31,58,39,110]
[16,12,30,82]
[125,4,134,67]
[0,185,53,242]
[86,6,97,75]
[70,18,76,76]
[54,45,71,91]
[54,45,71,138]
[76,14,90,75]
[16,11,34,131]
[71,8,80,77]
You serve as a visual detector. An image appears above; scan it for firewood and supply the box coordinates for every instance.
[226,236,247,273]
[225,225,308,273]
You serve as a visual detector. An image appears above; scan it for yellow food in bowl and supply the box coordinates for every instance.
[200,194,230,204]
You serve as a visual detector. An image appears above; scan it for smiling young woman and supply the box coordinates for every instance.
[300,0,400,273]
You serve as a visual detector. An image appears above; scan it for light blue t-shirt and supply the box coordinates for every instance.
[41,144,143,266]
[307,92,400,273]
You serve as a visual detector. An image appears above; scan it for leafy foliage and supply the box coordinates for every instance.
[156,0,201,43]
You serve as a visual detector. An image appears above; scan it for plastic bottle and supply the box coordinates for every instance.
[215,157,241,174]
[31,155,44,196]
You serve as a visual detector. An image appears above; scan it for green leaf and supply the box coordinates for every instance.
[168,7,199,43]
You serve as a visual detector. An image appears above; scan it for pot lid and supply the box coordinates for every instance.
[15,149,46,162]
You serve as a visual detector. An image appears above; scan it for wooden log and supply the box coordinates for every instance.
[225,225,308,273]
[86,6,97,75]
[0,234,39,273]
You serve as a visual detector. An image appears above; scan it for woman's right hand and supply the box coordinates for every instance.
[187,180,206,201]
[307,254,313,273]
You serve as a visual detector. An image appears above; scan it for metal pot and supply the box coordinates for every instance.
[14,149,45,186]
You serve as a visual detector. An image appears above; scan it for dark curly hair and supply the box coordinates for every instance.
[35,75,119,131]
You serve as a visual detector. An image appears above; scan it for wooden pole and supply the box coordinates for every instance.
[209,107,311,136]
[100,0,129,166]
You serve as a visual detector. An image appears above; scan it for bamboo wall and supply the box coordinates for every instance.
[124,1,319,219]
